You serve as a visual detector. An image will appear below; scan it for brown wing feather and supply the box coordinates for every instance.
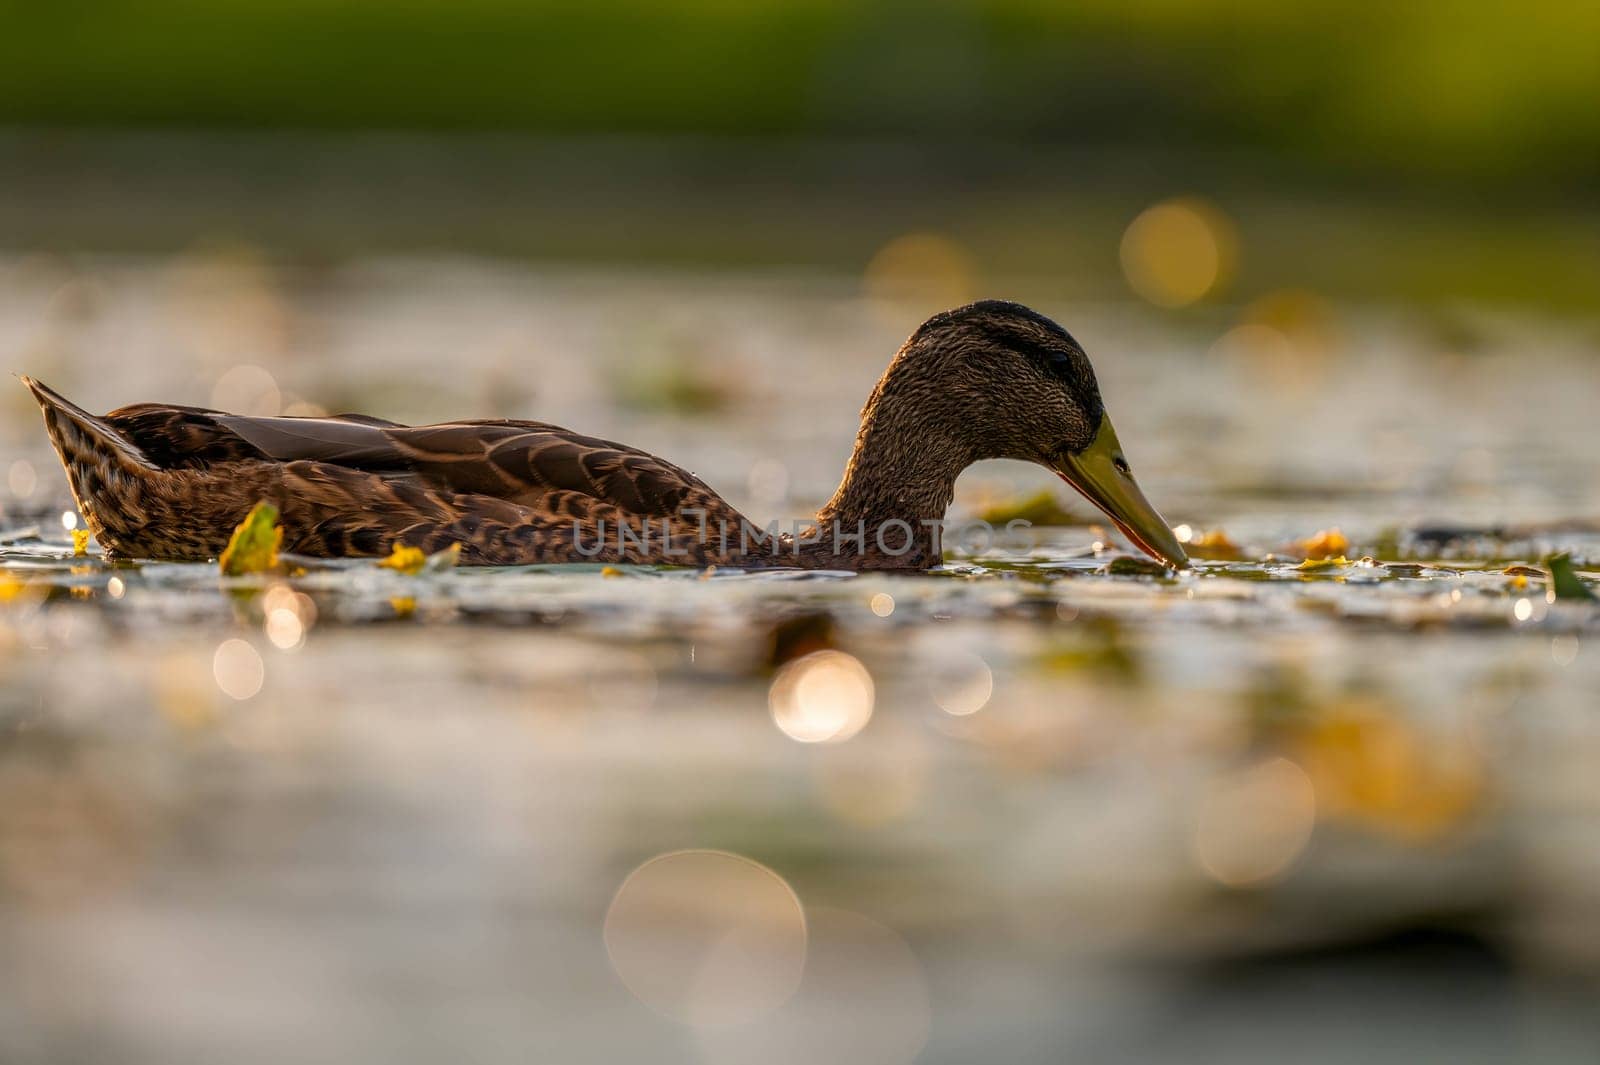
[104,404,737,524]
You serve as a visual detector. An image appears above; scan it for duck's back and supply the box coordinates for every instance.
[28,380,747,565]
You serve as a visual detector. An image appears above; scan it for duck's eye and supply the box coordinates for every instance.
[1113,455,1131,476]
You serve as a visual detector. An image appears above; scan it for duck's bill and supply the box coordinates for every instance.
[1050,415,1189,569]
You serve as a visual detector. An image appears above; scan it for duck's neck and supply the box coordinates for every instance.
[808,361,974,568]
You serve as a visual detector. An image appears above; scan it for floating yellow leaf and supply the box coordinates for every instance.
[71,528,90,556]
[390,596,416,618]
[377,543,427,576]
[601,566,625,578]
[1293,527,1349,560]
[378,542,461,576]
[218,502,283,576]
[1296,555,1349,571]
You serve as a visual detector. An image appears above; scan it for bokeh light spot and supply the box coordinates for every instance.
[770,650,874,744]
[604,850,806,1028]
[1120,197,1236,308]
[928,651,992,716]
[1551,635,1580,666]
[1193,756,1316,887]
[863,233,977,327]
[212,638,265,701]
[6,459,36,499]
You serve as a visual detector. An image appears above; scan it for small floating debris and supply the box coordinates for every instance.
[71,528,90,556]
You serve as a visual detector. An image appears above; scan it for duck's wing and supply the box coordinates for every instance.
[105,405,730,521]
[106,403,407,469]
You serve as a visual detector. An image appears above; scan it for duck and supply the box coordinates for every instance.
[22,300,1188,571]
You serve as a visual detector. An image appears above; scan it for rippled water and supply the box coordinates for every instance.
[3,258,1600,1063]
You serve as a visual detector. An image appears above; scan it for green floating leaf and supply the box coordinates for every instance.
[1543,552,1596,601]
[219,501,283,576]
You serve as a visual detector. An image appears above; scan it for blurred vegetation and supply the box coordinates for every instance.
[2,1,1598,190]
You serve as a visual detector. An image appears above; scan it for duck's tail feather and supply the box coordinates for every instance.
[21,375,158,475]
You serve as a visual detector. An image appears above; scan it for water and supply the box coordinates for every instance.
[2,256,1599,1063]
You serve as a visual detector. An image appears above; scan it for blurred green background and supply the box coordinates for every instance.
[5,0,1600,186]
[1,1,1597,308]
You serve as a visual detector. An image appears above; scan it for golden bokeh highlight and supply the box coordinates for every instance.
[1211,290,1338,390]
[603,850,806,1028]
[1192,756,1316,887]
[869,592,895,618]
[769,650,875,744]
[262,584,317,651]
[1120,197,1237,308]
[863,232,977,327]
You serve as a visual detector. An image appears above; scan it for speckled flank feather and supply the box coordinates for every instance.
[23,301,1114,570]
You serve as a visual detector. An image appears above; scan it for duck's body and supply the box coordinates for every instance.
[24,301,1187,571]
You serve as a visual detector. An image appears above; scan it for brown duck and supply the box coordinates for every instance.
[23,301,1187,570]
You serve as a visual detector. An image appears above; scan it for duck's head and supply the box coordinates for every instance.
[898,300,1188,568]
